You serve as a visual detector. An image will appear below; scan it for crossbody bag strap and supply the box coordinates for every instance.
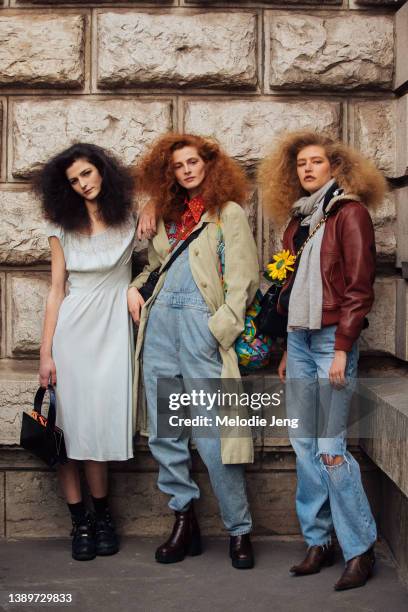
[215,214,226,292]
[295,214,329,260]
[160,222,208,276]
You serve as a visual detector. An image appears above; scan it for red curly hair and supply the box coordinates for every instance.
[134,133,249,221]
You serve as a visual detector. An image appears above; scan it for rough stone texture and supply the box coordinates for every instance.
[10,98,173,179]
[360,277,396,355]
[0,189,49,264]
[360,378,408,497]
[396,280,408,362]
[7,273,50,356]
[0,472,4,538]
[6,471,71,538]
[262,216,285,271]
[353,100,396,178]
[371,192,396,262]
[395,1,408,90]
[0,446,380,537]
[396,186,408,269]
[397,95,408,178]
[380,473,408,586]
[0,379,38,445]
[3,461,300,537]
[184,100,341,168]
[267,13,394,91]
[0,14,85,89]
[97,12,257,90]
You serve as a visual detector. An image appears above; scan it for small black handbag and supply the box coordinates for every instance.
[254,284,288,339]
[20,385,68,468]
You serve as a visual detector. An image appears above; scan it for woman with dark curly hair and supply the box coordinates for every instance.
[36,143,135,561]
[259,131,386,590]
[128,133,259,569]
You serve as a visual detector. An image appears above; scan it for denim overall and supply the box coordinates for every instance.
[286,327,377,561]
[143,247,252,536]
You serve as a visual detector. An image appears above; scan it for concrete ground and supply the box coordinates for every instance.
[1,537,407,612]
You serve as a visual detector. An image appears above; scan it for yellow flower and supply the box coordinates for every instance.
[266,249,296,282]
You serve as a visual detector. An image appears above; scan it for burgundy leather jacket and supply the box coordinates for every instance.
[278,197,376,352]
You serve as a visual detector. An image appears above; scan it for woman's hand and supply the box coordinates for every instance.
[39,355,56,388]
[127,287,145,324]
[137,201,157,241]
[329,350,347,388]
[278,350,287,383]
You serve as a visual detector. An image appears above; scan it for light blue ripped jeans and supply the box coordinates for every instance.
[286,326,377,562]
[142,247,252,536]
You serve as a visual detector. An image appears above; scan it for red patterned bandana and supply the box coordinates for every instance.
[166,195,205,245]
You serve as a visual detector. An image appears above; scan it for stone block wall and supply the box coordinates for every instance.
[0,0,406,370]
[0,0,407,538]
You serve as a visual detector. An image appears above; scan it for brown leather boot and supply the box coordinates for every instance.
[334,547,375,591]
[230,534,254,569]
[155,503,202,564]
[290,544,335,575]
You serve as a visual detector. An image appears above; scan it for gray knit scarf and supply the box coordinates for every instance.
[287,178,336,331]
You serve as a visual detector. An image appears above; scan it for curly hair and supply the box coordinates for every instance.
[133,133,249,221]
[258,131,387,226]
[33,143,134,232]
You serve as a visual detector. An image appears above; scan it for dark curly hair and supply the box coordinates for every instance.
[33,143,134,232]
[134,133,249,222]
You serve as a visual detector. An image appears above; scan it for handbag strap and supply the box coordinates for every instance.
[215,212,329,290]
[295,214,328,260]
[34,385,57,431]
[160,222,208,276]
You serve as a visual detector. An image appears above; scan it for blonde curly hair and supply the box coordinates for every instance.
[258,131,387,226]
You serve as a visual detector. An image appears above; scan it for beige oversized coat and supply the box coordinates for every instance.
[130,201,260,464]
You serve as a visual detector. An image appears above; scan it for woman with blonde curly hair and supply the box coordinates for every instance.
[259,131,386,590]
[128,133,259,569]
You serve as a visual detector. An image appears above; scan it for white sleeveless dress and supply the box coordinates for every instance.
[45,216,135,461]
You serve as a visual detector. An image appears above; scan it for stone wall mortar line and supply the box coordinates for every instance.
[2,471,5,538]
[0,273,6,359]
[0,97,6,183]
[5,3,402,13]
[90,8,98,94]
[181,2,346,10]
[343,97,350,147]
[4,273,10,358]
[0,90,398,100]
[83,9,92,94]
[263,6,270,94]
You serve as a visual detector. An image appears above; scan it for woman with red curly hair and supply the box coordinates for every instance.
[259,131,386,591]
[128,133,259,569]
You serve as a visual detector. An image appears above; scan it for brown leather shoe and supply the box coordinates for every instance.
[290,544,335,575]
[334,547,375,591]
[155,503,202,564]
[230,534,254,569]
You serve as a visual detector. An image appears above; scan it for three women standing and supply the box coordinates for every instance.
[259,131,386,590]
[37,130,384,589]
[37,144,135,560]
[128,133,259,568]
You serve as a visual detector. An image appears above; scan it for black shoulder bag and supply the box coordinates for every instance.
[20,384,68,468]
